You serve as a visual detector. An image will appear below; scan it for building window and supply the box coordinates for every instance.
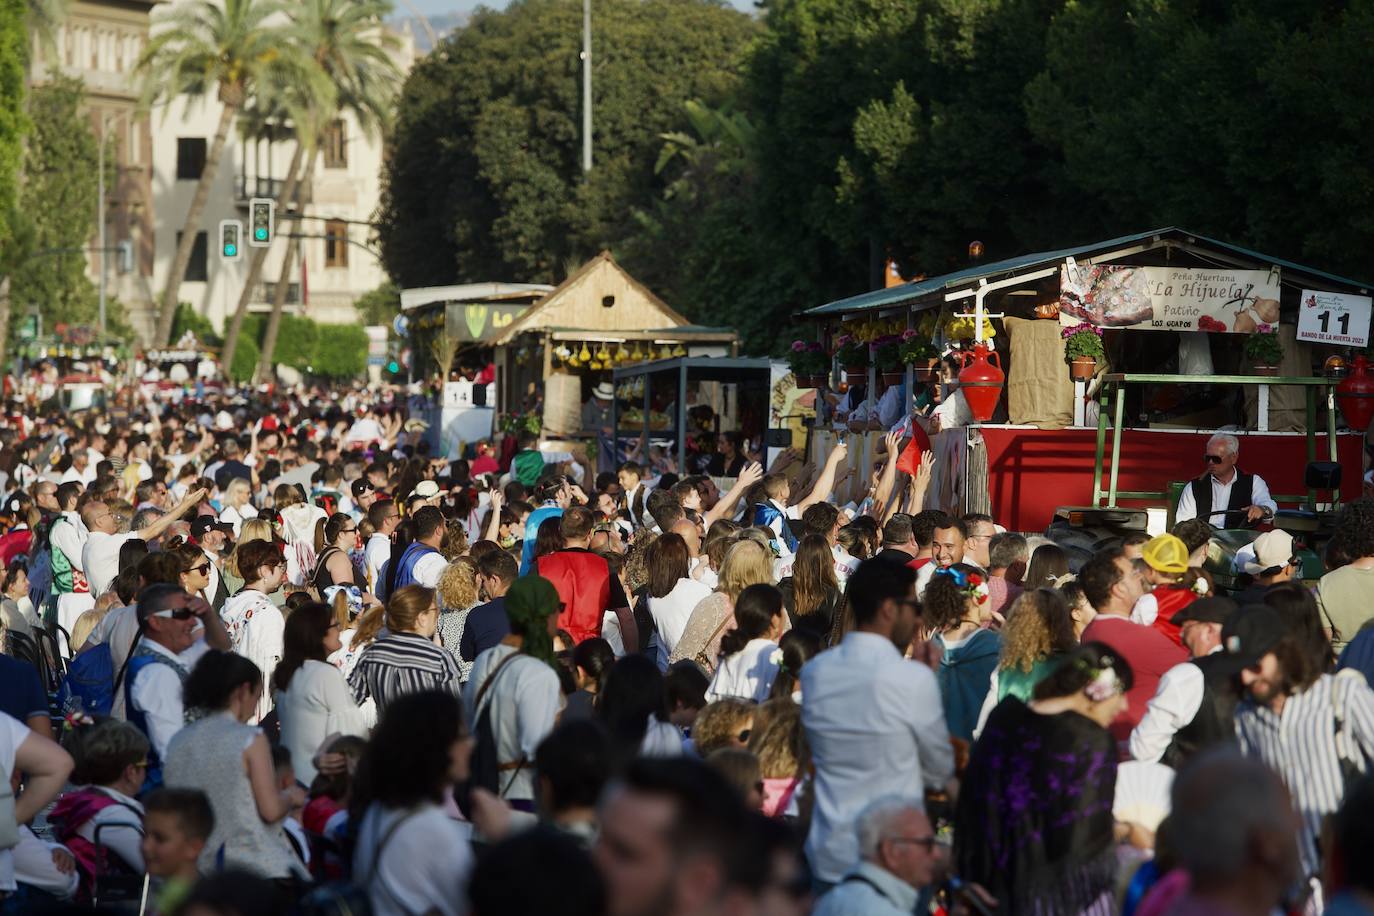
[176,138,206,180]
[323,120,347,169]
[324,219,348,268]
[263,282,301,304]
[177,230,208,282]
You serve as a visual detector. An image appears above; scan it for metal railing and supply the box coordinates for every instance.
[1092,373,1340,511]
[234,175,311,207]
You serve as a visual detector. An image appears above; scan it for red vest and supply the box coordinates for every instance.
[1150,586,1197,646]
[537,550,611,644]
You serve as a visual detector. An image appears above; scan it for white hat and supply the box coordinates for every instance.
[412,479,441,499]
[1243,530,1295,576]
[592,381,615,401]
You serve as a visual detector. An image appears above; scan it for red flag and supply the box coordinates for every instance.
[895,425,932,475]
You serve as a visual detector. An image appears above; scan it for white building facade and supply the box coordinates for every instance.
[33,0,414,344]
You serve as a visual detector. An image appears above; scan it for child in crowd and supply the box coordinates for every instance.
[272,745,310,871]
[664,661,709,734]
[141,787,214,916]
[303,734,367,880]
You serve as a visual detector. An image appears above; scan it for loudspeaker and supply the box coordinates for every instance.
[1305,461,1342,490]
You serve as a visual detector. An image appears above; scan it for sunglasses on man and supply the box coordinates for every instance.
[1204,454,1225,464]
[151,607,196,620]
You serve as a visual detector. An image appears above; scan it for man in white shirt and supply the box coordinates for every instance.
[49,481,88,590]
[812,797,942,916]
[59,447,94,485]
[81,488,206,597]
[1129,596,1239,766]
[364,499,399,592]
[801,559,954,889]
[1174,433,1276,527]
[125,585,229,785]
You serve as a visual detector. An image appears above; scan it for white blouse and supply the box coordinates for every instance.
[648,578,713,671]
[275,659,375,784]
[705,637,781,704]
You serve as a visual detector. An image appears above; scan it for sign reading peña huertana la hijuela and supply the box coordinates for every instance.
[1058,265,1281,334]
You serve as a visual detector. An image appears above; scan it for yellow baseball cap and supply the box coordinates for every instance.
[1142,534,1189,574]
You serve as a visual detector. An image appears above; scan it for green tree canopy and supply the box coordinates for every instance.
[5,76,128,341]
[378,0,758,289]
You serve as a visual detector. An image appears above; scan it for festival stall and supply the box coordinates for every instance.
[609,356,807,481]
[488,252,737,456]
[399,282,554,457]
[802,227,1372,532]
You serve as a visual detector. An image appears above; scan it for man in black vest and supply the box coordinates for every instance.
[1175,432,1277,528]
[1128,596,1242,767]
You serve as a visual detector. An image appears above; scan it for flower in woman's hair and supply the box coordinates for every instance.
[1191,578,1209,596]
[791,340,809,353]
[1083,666,1120,702]
[967,573,983,588]
[62,711,94,731]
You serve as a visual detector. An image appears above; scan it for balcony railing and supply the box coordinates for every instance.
[234,175,311,209]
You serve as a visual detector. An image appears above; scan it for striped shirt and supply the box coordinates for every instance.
[1234,671,1374,877]
[348,631,462,714]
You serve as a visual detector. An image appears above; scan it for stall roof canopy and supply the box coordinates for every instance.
[399,282,554,312]
[494,251,736,346]
[804,227,1373,319]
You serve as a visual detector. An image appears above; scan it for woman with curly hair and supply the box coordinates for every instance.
[671,539,776,673]
[926,563,1000,741]
[436,557,480,682]
[973,589,1077,738]
[690,697,755,757]
[749,697,811,821]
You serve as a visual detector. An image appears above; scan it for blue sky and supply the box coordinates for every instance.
[403,0,757,17]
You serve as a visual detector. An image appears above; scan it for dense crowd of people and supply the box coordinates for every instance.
[0,384,1372,916]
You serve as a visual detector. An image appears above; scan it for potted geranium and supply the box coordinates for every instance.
[1062,323,1105,380]
[872,336,903,386]
[1245,325,1283,376]
[788,340,829,388]
[834,335,869,386]
[899,330,940,380]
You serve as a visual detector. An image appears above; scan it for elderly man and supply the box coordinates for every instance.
[81,488,205,597]
[1161,749,1301,916]
[812,797,942,916]
[1175,433,1276,527]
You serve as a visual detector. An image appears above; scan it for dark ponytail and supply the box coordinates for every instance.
[719,583,783,658]
[183,650,262,714]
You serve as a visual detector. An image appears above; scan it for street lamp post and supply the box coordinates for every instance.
[581,0,592,172]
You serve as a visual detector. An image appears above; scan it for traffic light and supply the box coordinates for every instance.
[248,198,274,247]
[219,220,243,260]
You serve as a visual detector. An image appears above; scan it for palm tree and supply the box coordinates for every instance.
[135,0,325,346]
[250,0,401,379]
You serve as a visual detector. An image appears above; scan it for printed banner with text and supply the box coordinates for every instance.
[1059,265,1280,334]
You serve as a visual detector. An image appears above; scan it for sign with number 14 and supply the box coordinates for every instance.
[1297,289,1372,348]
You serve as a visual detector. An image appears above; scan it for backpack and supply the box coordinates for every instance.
[57,641,116,716]
[467,652,528,799]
